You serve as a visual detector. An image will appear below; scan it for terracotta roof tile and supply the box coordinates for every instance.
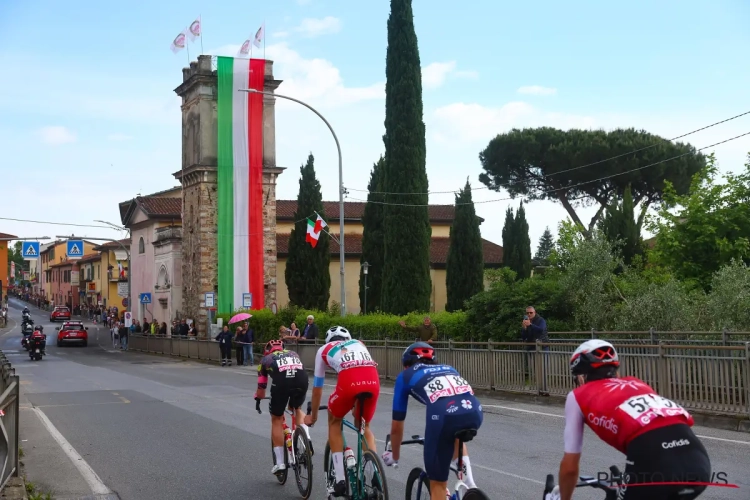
[93,239,131,251]
[276,200,455,223]
[276,234,502,265]
[138,197,182,217]
[76,253,102,263]
[0,232,18,239]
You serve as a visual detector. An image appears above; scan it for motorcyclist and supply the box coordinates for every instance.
[29,326,46,355]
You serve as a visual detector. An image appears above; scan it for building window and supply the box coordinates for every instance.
[138,237,145,254]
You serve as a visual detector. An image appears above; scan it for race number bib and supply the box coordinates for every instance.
[618,393,689,425]
[278,354,303,377]
[423,375,473,404]
[339,349,377,370]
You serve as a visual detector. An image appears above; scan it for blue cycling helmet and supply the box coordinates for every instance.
[402,342,436,367]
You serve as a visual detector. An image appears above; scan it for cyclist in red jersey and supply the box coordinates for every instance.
[547,339,711,500]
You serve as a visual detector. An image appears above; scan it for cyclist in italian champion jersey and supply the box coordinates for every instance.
[546,339,711,500]
[254,339,310,476]
[304,326,380,497]
[382,342,482,499]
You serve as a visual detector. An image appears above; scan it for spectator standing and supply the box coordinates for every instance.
[234,326,247,365]
[243,322,254,366]
[398,316,438,344]
[119,322,129,350]
[301,315,319,341]
[215,325,233,366]
[179,319,189,338]
[520,306,549,395]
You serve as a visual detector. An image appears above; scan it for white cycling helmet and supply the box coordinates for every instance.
[325,326,352,343]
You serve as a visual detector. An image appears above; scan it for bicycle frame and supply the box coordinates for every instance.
[256,397,300,465]
[543,465,622,500]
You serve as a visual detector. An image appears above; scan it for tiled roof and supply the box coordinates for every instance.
[76,253,102,263]
[0,232,18,239]
[276,200,456,223]
[276,234,502,266]
[93,239,131,251]
[138,197,182,217]
[50,260,77,269]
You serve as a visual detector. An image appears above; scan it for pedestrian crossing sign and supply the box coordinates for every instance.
[21,242,40,260]
[67,240,83,259]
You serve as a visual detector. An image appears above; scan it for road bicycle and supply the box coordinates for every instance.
[543,465,623,499]
[384,431,490,499]
[256,395,314,499]
[308,392,389,500]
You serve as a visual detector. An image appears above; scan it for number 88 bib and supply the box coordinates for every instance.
[423,375,473,404]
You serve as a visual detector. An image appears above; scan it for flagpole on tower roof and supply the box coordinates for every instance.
[200,15,204,55]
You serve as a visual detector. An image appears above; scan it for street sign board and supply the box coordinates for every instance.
[122,298,129,307]
[139,293,152,304]
[117,282,128,297]
[21,242,40,260]
[66,240,83,259]
[204,292,215,308]
[242,293,252,308]
[124,311,132,327]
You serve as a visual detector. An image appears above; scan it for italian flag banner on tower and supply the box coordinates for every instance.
[216,56,266,313]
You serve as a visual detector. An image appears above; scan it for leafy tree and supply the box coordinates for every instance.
[7,241,27,284]
[534,227,555,265]
[359,157,385,313]
[478,127,706,236]
[514,202,532,279]
[285,154,331,310]
[380,0,432,314]
[446,180,484,311]
[501,207,517,272]
[600,184,643,266]
[648,154,750,288]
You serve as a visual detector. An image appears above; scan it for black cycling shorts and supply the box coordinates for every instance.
[620,424,711,500]
[269,371,309,417]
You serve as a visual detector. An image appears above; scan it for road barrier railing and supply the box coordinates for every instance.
[0,351,20,492]
[126,335,750,419]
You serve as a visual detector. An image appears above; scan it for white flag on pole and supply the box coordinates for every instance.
[238,38,251,56]
[170,29,188,53]
[253,23,265,48]
[187,16,201,42]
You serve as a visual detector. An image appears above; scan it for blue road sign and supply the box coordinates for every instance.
[66,240,84,259]
[139,293,152,304]
[21,242,40,260]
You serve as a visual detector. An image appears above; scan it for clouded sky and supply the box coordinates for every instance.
[1,0,749,250]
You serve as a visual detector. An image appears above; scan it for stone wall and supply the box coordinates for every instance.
[175,55,283,335]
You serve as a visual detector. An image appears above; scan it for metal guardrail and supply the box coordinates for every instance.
[127,335,750,419]
[0,351,20,491]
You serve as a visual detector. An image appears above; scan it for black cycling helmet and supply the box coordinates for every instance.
[402,342,436,367]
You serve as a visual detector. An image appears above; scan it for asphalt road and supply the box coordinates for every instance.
[3,298,749,500]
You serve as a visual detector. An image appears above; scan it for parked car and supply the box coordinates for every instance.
[50,306,71,322]
[56,321,88,347]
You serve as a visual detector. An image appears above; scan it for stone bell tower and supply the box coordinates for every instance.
[174,55,285,335]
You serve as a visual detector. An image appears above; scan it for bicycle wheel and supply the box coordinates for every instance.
[292,427,313,499]
[405,467,430,500]
[271,442,288,484]
[462,488,491,499]
[361,450,389,499]
[323,442,351,499]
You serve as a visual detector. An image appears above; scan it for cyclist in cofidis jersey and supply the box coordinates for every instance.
[382,342,482,500]
[254,339,310,476]
[304,326,380,497]
[546,339,711,500]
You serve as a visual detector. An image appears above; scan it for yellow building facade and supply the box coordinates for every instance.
[40,240,98,302]
[274,201,503,314]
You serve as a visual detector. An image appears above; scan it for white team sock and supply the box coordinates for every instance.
[452,456,477,489]
[332,452,345,483]
[273,446,285,466]
[299,423,311,440]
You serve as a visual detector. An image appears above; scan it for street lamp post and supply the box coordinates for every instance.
[362,261,370,315]
[239,88,347,316]
[94,220,132,315]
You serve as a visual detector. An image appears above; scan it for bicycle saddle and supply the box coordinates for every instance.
[454,429,477,442]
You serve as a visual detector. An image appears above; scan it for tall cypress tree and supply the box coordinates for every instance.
[515,201,532,279]
[601,184,643,266]
[285,153,331,310]
[359,157,385,313]
[502,206,518,273]
[534,226,555,265]
[380,0,432,314]
[445,180,484,311]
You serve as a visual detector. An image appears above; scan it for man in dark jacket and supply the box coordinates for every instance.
[119,323,129,350]
[301,315,319,341]
[215,325,233,366]
[520,306,550,395]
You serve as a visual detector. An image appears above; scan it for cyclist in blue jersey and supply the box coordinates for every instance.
[382,342,483,499]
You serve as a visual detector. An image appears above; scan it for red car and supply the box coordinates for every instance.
[56,321,88,347]
[50,306,71,322]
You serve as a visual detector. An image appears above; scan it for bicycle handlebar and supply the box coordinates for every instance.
[543,465,622,496]
[306,401,327,415]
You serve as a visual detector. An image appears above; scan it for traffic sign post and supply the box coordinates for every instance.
[204,292,215,308]
[124,311,132,328]
[242,293,252,309]
[21,242,40,260]
[139,293,152,304]
[66,240,84,259]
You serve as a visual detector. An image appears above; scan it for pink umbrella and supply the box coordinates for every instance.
[229,312,252,324]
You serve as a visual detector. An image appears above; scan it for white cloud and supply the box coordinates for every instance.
[209,42,383,107]
[37,126,76,145]
[422,62,479,89]
[517,85,557,96]
[107,133,134,141]
[455,70,480,80]
[293,17,342,38]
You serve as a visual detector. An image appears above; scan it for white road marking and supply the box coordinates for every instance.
[32,407,111,495]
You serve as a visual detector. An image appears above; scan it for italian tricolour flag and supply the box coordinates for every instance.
[216,56,266,313]
[306,215,328,248]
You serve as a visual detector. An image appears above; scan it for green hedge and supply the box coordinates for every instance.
[215,307,471,346]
